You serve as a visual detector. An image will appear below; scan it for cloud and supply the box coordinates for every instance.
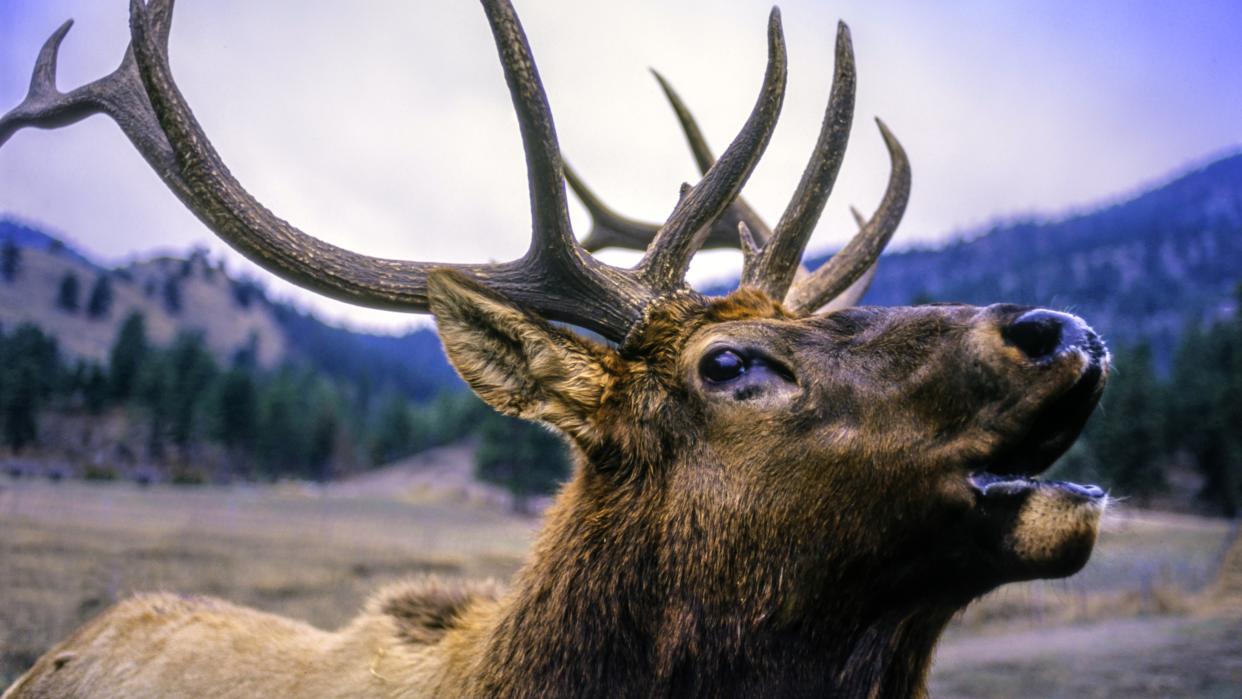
[2,0,1240,332]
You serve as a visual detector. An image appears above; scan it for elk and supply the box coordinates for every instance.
[1,1,1111,697]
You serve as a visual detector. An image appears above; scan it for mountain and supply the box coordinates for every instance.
[0,221,459,400]
[0,219,95,267]
[844,153,1242,360]
[4,151,1240,398]
[699,153,1240,365]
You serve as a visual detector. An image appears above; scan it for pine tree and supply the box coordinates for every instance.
[109,312,149,401]
[162,276,183,314]
[165,331,218,449]
[423,391,489,446]
[86,274,114,318]
[2,362,41,450]
[56,271,80,312]
[136,352,172,459]
[0,324,60,451]
[475,412,569,513]
[1224,286,1242,512]
[256,367,307,477]
[306,380,343,482]
[1165,292,1242,517]
[1,239,20,281]
[81,363,109,415]
[209,367,259,454]
[1088,343,1167,504]
[369,392,417,465]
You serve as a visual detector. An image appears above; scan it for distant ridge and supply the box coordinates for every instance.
[0,220,459,400]
[692,152,1242,364]
[0,218,95,268]
[4,151,1240,387]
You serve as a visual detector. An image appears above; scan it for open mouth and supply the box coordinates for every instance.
[969,333,1109,502]
[969,471,1104,500]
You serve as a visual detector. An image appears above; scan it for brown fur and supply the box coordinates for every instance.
[4,273,1108,698]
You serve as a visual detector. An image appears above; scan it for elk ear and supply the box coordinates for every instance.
[428,270,614,439]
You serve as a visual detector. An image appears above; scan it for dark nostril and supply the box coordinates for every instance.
[1003,310,1071,360]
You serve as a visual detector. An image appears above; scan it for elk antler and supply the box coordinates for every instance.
[635,12,786,294]
[784,119,909,314]
[0,0,789,342]
[568,71,774,255]
[0,4,177,166]
[567,22,910,313]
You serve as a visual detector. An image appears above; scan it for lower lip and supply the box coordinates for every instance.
[1047,480,1105,499]
[969,473,1105,500]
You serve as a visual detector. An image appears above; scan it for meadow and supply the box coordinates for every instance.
[1,474,1238,697]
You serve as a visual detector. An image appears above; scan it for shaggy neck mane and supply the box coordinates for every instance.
[461,474,956,699]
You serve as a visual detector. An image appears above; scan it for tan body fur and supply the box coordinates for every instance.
[5,581,500,699]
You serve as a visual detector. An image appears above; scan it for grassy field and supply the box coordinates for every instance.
[1,476,1239,696]
[0,477,535,684]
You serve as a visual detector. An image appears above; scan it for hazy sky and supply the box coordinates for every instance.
[2,1,1240,332]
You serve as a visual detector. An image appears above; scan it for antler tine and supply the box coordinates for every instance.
[737,220,762,269]
[0,1,176,152]
[810,207,876,312]
[743,21,856,299]
[651,70,715,176]
[638,8,787,293]
[563,162,661,252]
[475,1,657,329]
[786,118,911,314]
[849,205,867,229]
[28,22,72,101]
[567,161,763,253]
[650,69,775,246]
[480,0,575,263]
[0,20,75,148]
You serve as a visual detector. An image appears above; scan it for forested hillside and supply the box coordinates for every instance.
[0,218,459,397]
[851,153,1242,363]
[1,152,1240,513]
[0,221,549,489]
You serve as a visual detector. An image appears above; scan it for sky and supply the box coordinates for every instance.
[2,1,1240,332]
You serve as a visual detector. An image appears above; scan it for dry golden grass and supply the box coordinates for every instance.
[1,477,1239,696]
[0,478,535,684]
[935,509,1242,698]
[954,508,1234,629]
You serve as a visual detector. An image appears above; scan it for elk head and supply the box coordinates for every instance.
[2,0,1109,695]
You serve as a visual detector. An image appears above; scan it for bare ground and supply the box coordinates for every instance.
[932,615,1242,698]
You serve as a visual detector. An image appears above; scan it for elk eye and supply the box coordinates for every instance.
[700,349,747,383]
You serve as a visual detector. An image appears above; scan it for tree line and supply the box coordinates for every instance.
[1056,286,1242,517]
[9,284,1238,514]
[0,311,569,497]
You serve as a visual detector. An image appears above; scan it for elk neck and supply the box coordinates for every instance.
[460,464,957,699]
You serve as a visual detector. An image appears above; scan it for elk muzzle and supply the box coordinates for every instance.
[966,306,1110,582]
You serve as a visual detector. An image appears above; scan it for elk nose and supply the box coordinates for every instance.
[1002,309,1088,361]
